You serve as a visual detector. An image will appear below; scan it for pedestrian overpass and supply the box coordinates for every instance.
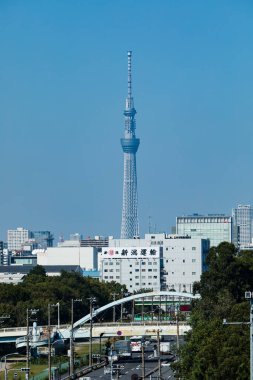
[0,291,199,345]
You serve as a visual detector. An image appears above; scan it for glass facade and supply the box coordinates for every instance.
[232,205,253,247]
[176,215,232,248]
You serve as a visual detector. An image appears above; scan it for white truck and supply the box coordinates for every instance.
[160,342,171,354]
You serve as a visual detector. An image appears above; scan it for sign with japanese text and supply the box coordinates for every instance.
[102,247,159,258]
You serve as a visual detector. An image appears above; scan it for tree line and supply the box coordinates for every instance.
[0,266,127,327]
[175,242,253,379]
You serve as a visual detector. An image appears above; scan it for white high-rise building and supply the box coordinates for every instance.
[232,204,253,247]
[7,227,30,251]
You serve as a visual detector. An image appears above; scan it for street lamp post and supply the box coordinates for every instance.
[70,298,82,377]
[87,297,96,367]
[1,353,19,380]
[26,308,39,378]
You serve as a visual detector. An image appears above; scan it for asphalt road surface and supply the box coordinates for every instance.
[87,351,176,379]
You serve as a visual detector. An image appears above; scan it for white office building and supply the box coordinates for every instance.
[100,246,161,292]
[100,233,209,293]
[232,204,253,247]
[8,227,30,251]
[176,214,232,248]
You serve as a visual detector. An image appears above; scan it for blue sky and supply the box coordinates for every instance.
[0,0,253,242]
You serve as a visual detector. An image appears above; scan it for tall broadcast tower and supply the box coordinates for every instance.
[120,51,140,239]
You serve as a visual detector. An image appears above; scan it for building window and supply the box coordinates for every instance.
[192,247,196,251]
[104,269,108,272]
[142,262,146,265]
[153,269,157,272]
[153,262,157,265]
[192,272,196,275]
[109,262,113,265]
[135,269,139,272]
[116,276,120,279]
[148,262,152,265]
[135,276,139,279]
[130,265,132,267]
[104,276,108,279]
[148,276,152,279]
[116,262,120,265]
[142,269,146,272]
[172,272,174,275]
[183,260,185,263]
[116,269,120,272]
[148,269,152,272]
[130,271,132,274]
[183,272,185,275]
[142,283,146,286]
[109,276,113,279]
[109,269,113,272]
[192,259,196,263]
[135,283,139,286]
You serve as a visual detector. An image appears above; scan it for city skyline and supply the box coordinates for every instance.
[1,1,253,241]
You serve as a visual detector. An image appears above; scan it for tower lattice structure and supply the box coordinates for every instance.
[120,51,140,239]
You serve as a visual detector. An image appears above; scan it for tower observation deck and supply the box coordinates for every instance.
[120,51,140,239]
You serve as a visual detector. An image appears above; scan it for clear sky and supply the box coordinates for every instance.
[1,0,253,242]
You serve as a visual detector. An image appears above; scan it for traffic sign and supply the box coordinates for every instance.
[21,368,30,372]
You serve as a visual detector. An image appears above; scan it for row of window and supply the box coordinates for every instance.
[171,272,197,275]
[165,247,196,251]
[103,261,158,266]
[103,277,158,287]
[165,259,196,263]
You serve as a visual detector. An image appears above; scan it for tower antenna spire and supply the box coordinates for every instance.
[120,51,140,239]
[127,50,132,99]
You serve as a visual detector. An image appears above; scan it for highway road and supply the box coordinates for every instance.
[86,344,176,379]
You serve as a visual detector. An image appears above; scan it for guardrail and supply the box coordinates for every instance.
[61,360,106,380]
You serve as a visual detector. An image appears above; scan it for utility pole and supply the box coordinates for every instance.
[111,293,118,322]
[48,304,51,380]
[176,308,180,350]
[157,330,161,380]
[87,297,96,367]
[141,342,145,379]
[70,299,82,377]
[48,304,57,380]
[224,292,253,380]
[26,309,38,380]
[120,289,124,323]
